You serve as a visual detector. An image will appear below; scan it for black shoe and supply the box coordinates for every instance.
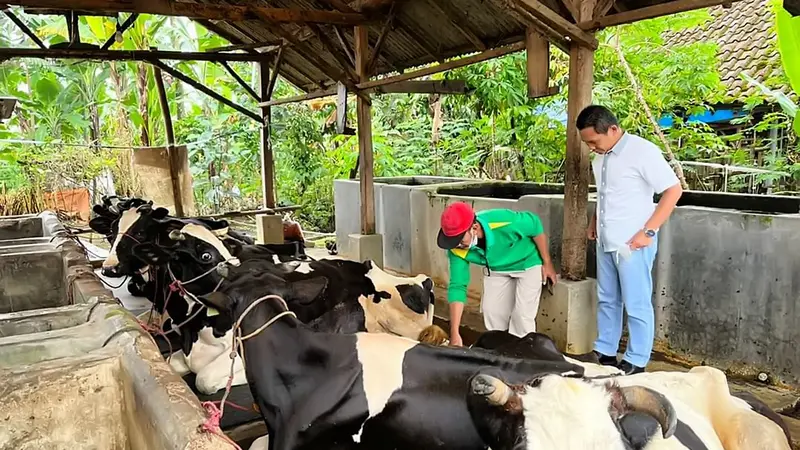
[592,350,618,366]
[617,359,646,375]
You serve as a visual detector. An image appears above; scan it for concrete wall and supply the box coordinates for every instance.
[0,211,233,449]
[333,177,800,386]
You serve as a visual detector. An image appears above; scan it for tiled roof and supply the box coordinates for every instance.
[663,0,786,100]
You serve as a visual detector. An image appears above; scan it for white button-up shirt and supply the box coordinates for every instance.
[591,132,680,253]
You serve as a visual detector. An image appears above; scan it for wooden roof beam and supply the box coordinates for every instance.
[578,0,740,30]
[100,12,137,50]
[0,47,272,62]
[503,0,569,52]
[2,8,46,48]
[206,41,283,53]
[262,40,525,106]
[512,0,598,49]
[5,0,376,25]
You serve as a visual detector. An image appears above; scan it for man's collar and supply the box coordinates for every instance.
[607,131,629,155]
[475,214,496,247]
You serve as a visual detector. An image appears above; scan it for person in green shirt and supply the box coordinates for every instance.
[436,201,558,346]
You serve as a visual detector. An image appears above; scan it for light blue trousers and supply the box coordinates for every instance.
[593,237,658,368]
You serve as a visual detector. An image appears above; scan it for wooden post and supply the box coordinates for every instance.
[354,25,375,235]
[259,59,276,208]
[525,27,551,98]
[560,0,596,281]
[153,61,184,217]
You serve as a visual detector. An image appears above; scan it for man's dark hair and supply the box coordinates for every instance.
[576,105,619,133]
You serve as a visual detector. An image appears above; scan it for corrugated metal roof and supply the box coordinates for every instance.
[192,0,745,94]
[663,0,785,99]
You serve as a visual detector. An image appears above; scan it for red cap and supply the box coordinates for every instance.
[437,202,475,249]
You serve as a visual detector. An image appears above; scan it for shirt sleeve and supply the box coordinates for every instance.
[516,211,544,238]
[446,251,471,303]
[639,143,680,194]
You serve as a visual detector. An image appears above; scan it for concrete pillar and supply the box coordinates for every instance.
[256,214,283,245]
[348,233,384,268]
[536,278,597,354]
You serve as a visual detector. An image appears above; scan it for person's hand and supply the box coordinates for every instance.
[542,263,557,287]
[450,332,463,347]
[627,230,653,250]
[587,222,597,240]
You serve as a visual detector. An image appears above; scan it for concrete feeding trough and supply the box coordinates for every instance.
[334,176,800,388]
[0,212,232,449]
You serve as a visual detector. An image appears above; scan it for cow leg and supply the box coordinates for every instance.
[194,349,247,395]
[168,351,191,376]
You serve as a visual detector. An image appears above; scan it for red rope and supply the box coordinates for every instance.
[200,401,243,449]
[212,400,255,413]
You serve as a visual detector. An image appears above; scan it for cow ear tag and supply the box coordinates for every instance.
[206,306,220,317]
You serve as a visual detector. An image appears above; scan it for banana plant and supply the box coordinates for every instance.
[774,0,800,134]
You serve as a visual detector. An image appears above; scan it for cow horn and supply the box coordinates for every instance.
[471,374,513,406]
[169,229,186,241]
[620,385,677,439]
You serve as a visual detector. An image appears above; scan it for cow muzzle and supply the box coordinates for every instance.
[101,265,122,278]
[471,374,521,413]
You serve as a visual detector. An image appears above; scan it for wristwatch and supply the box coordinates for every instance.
[643,228,657,238]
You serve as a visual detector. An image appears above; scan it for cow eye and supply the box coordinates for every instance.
[200,252,213,262]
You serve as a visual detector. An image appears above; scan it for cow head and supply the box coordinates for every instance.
[467,372,677,450]
[102,205,233,278]
[89,196,152,246]
[196,272,330,335]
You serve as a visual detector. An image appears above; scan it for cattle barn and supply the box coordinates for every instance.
[1,0,797,449]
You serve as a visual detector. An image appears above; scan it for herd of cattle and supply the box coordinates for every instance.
[89,196,793,450]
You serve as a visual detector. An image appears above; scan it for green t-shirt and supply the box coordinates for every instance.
[446,208,544,303]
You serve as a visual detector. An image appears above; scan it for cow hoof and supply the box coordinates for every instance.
[471,374,497,396]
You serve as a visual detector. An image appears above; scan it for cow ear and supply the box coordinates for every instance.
[290,276,328,300]
[198,291,233,313]
[153,207,170,220]
[89,217,113,235]
[132,243,172,265]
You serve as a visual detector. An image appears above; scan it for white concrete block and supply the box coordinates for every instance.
[348,234,384,269]
[256,214,283,245]
[536,277,597,354]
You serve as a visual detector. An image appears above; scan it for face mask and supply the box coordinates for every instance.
[470,233,478,248]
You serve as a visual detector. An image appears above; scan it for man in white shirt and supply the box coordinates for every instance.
[577,105,683,375]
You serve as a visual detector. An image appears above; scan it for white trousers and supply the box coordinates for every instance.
[480,265,543,337]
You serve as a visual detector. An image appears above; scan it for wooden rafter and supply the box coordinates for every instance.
[333,26,355,66]
[512,0,598,49]
[218,60,260,101]
[558,0,580,22]
[149,59,262,122]
[266,44,284,99]
[261,40,525,106]
[578,0,741,30]
[0,47,272,62]
[423,0,485,51]
[593,0,616,20]
[366,3,395,76]
[309,23,358,81]
[5,0,376,25]
[504,1,569,52]
[101,12,138,50]
[2,8,46,49]
[206,41,283,53]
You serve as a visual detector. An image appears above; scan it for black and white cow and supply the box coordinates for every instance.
[466,366,792,450]
[126,222,441,395]
[194,281,587,450]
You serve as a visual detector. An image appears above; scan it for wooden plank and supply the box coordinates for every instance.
[336,81,347,134]
[333,26,355,66]
[355,24,375,235]
[560,0,595,281]
[578,0,741,30]
[512,0,598,49]
[558,0,580,22]
[100,12,138,50]
[0,47,271,62]
[260,40,526,106]
[259,60,276,209]
[219,61,260,101]
[370,80,468,94]
[504,0,569,52]
[153,61,184,217]
[309,23,358,81]
[149,59,262,123]
[5,0,375,24]
[2,9,46,49]
[525,28,551,98]
[424,0,485,51]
